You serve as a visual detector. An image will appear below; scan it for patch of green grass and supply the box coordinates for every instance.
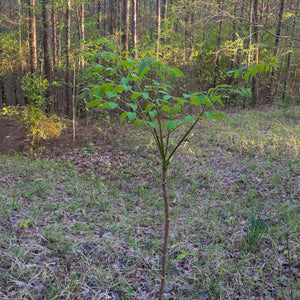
[215,107,300,156]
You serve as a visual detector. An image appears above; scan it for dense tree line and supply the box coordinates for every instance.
[0,0,299,113]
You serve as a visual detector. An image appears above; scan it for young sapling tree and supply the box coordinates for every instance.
[86,53,232,299]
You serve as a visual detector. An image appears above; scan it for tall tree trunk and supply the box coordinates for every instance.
[269,0,285,101]
[28,0,37,74]
[161,0,168,49]
[97,0,102,36]
[213,0,223,87]
[122,0,130,54]
[52,1,57,69]
[251,0,259,106]
[42,0,53,111]
[274,0,285,56]
[132,0,137,58]
[283,0,299,100]
[103,0,107,36]
[189,0,195,62]
[65,0,71,116]
[81,3,85,70]
[156,0,161,59]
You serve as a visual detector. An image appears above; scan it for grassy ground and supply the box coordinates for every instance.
[0,107,299,299]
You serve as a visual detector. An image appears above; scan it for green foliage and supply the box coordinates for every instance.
[0,105,22,119]
[0,105,65,145]
[21,73,50,107]
[85,54,236,298]
[243,213,268,252]
[86,54,231,166]
[21,106,65,144]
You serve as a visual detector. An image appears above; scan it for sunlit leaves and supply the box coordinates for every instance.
[128,103,138,111]
[86,99,102,108]
[127,112,136,121]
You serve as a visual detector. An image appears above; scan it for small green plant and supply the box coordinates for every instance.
[176,249,196,260]
[85,54,239,299]
[21,106,65,144]
[18,219,31,229]
[243,213,267,252]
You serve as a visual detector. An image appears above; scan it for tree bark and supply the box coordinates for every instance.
[97,0,102,36]
[122,0,130,54]
[251,0,259,106]
[158,164,170,300]
[213,0,223,87]
[283,0,299,100]
[132,0,137,58]
[65,0,71,116]
[28,0,37,74]
[42,0,53,111]
[156,0,161,59]
[81,3,85,70]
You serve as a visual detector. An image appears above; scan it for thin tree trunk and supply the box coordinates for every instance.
[42,0,53,111]
[132,0,137,58]
[28,0,37,74]
[269,0,285,101]
[274,0,285,55]
[283,0,299,100]
[161,0,168,49]
[103,0,107,36]
[122,0,130,54]
[251,0,259,106]
[81,3,85,70]
[189,0,195,62]
[65,0,71,116]
[98,0,102,36]
[156,0,161,59]
[158,164,170,300]
[213,0,223,87]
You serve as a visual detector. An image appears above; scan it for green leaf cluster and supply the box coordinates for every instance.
[86,53,232,166]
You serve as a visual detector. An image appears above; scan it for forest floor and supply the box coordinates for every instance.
[0,107,299,299]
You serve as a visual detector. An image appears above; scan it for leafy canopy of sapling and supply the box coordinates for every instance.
[86,53,231,164]
[85,53,232,299]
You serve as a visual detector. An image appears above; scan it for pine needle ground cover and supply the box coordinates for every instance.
[0,107,299,299]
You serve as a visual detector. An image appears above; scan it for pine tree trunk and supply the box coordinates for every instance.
[213,0,223,87]
[97,0,102,36]
[156,0,161,59]
[132,0,137,58]
[251,0,259,106]
[81,3,85,70]
[65,0,71,116]
[28,0,37,74]
[42,0,53,111]
[122,0,130,54]
[283,0,299,100]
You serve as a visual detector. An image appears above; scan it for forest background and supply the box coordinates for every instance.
[0,0,299,113]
